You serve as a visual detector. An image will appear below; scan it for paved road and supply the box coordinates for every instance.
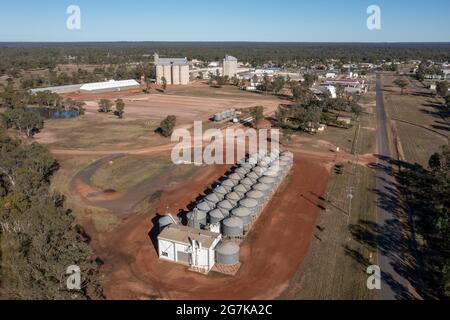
[375,74,414,300]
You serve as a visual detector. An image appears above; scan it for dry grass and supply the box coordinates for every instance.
[91,155,172,192]
[382,75,449,166]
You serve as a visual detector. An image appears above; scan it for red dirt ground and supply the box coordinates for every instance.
[84,151,330,300]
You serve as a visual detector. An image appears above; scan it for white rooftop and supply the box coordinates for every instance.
[80,79,140,91]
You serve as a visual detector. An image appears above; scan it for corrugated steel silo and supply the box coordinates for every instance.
[246,190,265,204]
[240,177,254,188]
[222,217,244,237]
[253,183,271,194]
[234,183,250,195]
[217,200,234,216]
[209,209,226,224]
[158,215,174,230]
[196,201,213,212]
[187,209,207,229]
[221,179,237,191]
[231,207,252,226]
[216,241,240,265]
[239,198,259,215]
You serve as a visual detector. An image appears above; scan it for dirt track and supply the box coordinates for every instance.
[83,152,330,300]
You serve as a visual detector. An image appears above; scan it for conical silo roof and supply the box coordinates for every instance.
[259,176,276,185]
[240,177,254,187]
[214,186,228,196]
[246,172,259,182]
[253,183,270,192]
[253,166,267,176]
[234,184,250,194]
[222,179,237,188]
[235,167,249,176]
[239,198,258,209]
[158,215,174,229]
[205,193,221,203]
[242,163,254,171]
[226,192,242,202]
[247,190,265,200]
[228,173,242,183]
[218,199,234,210]
[197,201,213,212]
[187,209,207,221]
[231,206,252,225]
[216,241,240,265]
[209,209,225,224]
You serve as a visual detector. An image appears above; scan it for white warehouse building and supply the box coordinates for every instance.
[154,53,190,85]
[158,224,222,273]
[79,79,140,93]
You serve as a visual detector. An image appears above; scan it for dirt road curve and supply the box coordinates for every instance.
[86,152,330,300]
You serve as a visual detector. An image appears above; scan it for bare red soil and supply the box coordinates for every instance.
[84,152,330,300]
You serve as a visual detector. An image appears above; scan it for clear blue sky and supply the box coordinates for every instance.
[0,0,449,42]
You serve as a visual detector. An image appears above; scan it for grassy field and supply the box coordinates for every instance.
[382,75,449,166]
[37,115,161,150]
[91,155,173,192]
[281,162,377,300]
[280,78,378,300]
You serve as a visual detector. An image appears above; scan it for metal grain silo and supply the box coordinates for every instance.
[231,207,252,226]
[222,217,244,237]
[234,183,250,195]
[205,193,221,207]
[246,171,259,183]
[228,173,242,183]
[221,179,237,191]
[242,163,254,171]
[253,183,271,194]
[253,166,267,177]
[240,177,254,188]
[180,65,190,85]
[259,176,276,186]
[226,191,243,203]
[172,65,180,85]
[214,186,228,198]
[187,209,207,229]
[209,209,226,224]
[196,201,213,212]
[214,113,223,122]
[246,190,265,204]
[235,167,249,177]
[239,198,259,215]
[217,200,234,216]
[215,241,240,265]
[158,215,174,230]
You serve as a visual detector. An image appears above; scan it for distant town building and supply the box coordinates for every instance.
[154,53,190,85]
[223,55,238,78]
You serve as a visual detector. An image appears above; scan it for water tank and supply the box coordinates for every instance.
[246,190,265,203]
[209,209,226,224]
[217,200,234,215]
[231,207,252,225]
[216,241,240,265]
[187,210,207,229]
[158,215,174,230]
[222,217,244,237]
[239,198,258,215]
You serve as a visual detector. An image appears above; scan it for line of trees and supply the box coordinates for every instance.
[397,146,450,299]
[0,129,103,299]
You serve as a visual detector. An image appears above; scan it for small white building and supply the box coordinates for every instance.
[158,224,222,273]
